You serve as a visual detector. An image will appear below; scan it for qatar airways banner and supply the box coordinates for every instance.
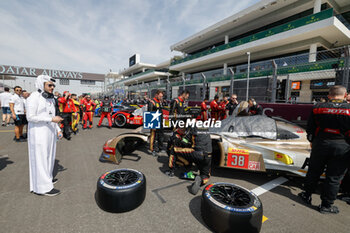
[0,65,105,81]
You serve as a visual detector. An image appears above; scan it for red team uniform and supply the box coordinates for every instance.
[82,99,96,129]
[210,99,219,121]
[201,101,208,121]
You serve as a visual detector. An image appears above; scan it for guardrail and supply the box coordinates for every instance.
[170,58,343,86]
[171,8,334,66]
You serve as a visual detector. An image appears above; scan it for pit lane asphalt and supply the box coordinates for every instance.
[0,117,349,233]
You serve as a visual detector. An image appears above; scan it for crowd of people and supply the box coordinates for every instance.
[0,85,117,142]
[1,75,348,213]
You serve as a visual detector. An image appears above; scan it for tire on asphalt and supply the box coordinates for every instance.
[201,182,263,233]
[114,114,127,127]
[96,168,146,213]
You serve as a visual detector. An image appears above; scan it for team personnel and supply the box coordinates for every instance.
[148,90,164,156]
[97,96,113,128]
[200,98,208,121]
[82,95,96,129]
[226,94,239,116]
[167,125,212,195]
[219,95,229,120]
[9,86,27,142]
[248,98,263,115]
[70,94,80,133]
[0,87,13,126]
[58,91,74,140]
[210,95,220,121]
[79,94,86,124]
[298,85,350,214]
[170,90,189,119]
[26,75,63,196]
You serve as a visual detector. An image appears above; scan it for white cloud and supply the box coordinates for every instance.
[0,0,259,74]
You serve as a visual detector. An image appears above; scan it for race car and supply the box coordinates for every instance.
[112,106,202,128]
[100,114,313,177]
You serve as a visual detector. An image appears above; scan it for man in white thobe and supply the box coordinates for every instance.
[26,75,63,196]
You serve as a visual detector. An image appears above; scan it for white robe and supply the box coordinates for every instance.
[26,91,61,194]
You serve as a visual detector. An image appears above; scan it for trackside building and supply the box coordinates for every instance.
[169,0,350,102]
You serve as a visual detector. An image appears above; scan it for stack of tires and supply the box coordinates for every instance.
[201,182,263,233]
[96,168,146,213]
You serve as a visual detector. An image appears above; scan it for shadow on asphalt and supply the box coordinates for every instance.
[189,196,211,232]
[0,156,14,171]
[53,159,67,178]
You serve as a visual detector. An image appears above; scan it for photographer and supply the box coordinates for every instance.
[26,75,63,196]
[58,91,74,140]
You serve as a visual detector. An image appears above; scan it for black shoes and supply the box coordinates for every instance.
[15,138,27,142]
[52,178,58,185]
[318,205,339,214]
[34,188,61,197]
[190,176,202,195]
[164,170,175,178]
[43,188,61,196]
[298,191,312,205]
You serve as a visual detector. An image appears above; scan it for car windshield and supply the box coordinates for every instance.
[133,106,146,116]
[209,115,277,140]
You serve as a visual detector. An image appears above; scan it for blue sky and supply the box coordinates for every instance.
[0,0,259,74]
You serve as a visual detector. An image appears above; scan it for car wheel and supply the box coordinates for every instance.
[114,114,127,127]
[201,182,263,233]
[96,168,146,213]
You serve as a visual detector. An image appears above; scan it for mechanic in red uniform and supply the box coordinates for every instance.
[79,94,86,124]
[97,96,113,128]
[218,95,229,120]
[148,90,164,156]
[298,85,350,214]
[200,98,208,121]
[210,95,220,121]
[58,91,74,140]
[82,95,96,129]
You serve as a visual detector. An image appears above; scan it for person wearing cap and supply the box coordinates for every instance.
[26,75,63,196]
[58,91,74,140]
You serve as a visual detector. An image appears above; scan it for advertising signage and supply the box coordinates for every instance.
[129,54,140,67]
[0,65,105,81]
[310,79,335,89]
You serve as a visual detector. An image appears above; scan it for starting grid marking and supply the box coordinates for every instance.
[152,176,289,224]
[251,177,289,196]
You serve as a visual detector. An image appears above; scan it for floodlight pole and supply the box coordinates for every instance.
[271,60,278,103]
[246,52,251,101]
[201,73,206,100]
[229,68,235,97]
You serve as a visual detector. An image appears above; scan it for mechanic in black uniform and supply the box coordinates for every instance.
[166,123,212,195]
[248,98,263,115]
[169,90,189,120]
[226,94,239,116]
[148,90,164,157]
[298,85,350,214]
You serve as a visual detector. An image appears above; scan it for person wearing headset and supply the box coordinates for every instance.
[26,75,63,196]
[248,98,263,115]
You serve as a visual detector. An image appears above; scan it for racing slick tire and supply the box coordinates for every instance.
[114,114,127,127]
[201,182,263,233]
[96,168,146,213]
